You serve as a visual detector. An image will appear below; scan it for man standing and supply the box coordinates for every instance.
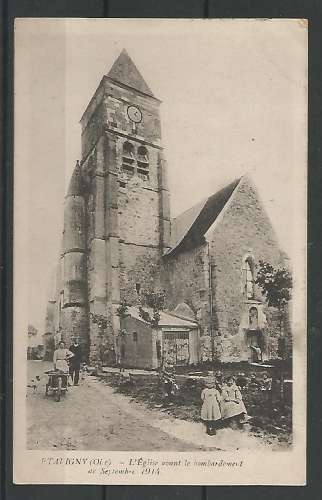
[69,337,82,386]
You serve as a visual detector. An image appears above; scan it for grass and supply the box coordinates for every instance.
[97,362,292,447]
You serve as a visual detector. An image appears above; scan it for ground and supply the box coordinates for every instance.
[27,360,291,451]
[27,361,195,451]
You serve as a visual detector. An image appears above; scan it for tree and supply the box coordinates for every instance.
[115,301,130,365]
[256,261,292,399]
[90,313,109,334]
[138,289,165,327]
[116,300,129,319]
[138,289,167,369]
[255,261,292,309]
[255,260,292,355]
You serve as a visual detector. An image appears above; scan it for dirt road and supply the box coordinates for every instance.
[27,361,277,452]
[27,361,200,451]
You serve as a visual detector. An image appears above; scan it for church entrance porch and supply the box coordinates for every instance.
[217,302,269,364]
[120,307,200,369]
[239,302,268,363]
[162,330,190,366]
[247,330,263,363]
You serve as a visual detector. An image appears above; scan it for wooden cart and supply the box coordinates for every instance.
[45,370,68,402]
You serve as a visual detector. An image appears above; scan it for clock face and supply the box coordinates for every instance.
[127,105,142,123]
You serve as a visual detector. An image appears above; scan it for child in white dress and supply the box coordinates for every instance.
[221,376,249,426]
[201,377,222,435]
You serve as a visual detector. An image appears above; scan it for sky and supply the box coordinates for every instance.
[14,19,307,334]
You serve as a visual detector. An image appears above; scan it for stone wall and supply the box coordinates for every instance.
[81,101,105,160]
[60,306,88,358]
[119,245,161,305]
[63,252,86,305]
[162,243,210,334]
[117,177,160,246]
[162,177,291,363]
[78,71,167,363]
[80,77,162,161]
[59,167,88,352]
[103,79,161,145]
[121,316,154,368]
[208,177,290,361]
[82,140,111,361]
[117,145,162,303]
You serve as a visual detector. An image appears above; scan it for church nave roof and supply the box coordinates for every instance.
[167,177,242,256]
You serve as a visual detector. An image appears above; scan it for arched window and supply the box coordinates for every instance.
[137,146,149,165]
[123,141,135,159]
[242,255,255,299]
[122,142,135,176]
[137,145,149,180]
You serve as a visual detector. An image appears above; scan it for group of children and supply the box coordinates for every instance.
[200,373,250,435]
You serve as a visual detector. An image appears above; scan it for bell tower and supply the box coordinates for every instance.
[79,49,171,361]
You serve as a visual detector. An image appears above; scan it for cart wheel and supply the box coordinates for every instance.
[45,384,49,396]
[55,378,62,402]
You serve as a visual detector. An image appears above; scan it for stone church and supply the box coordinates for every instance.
[44,49,290,367]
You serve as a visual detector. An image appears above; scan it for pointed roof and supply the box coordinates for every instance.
[107,49,154,97]
[169,198,208,253]
[172,303,196,322]
[167,177,242,255]
[67,161,83,197]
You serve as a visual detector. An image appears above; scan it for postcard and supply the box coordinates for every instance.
[13,18,307,485]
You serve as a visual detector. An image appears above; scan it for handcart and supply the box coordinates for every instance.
[45,370,68,402]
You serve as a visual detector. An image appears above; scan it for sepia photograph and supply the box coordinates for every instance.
[14,18,307,484]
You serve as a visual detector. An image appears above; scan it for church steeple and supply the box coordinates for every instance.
[106,49,154,97]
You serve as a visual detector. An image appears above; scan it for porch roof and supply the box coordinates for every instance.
[126,306,198,328]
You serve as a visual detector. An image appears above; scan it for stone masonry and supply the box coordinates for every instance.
[45,50,292,365]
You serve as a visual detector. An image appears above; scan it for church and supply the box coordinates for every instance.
[44,49,291,368]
